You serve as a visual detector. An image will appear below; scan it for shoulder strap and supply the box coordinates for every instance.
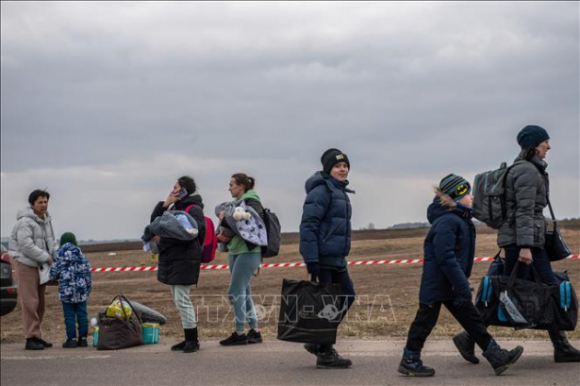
[546,196,557,223]
[183,204,203,247]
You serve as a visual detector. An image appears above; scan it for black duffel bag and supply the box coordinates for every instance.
[475,262,554,330]
[277,278,343,345]
[477,253,578,331]
[551,271,578,331]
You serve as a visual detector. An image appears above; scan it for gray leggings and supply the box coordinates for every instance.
[170,285,197,329]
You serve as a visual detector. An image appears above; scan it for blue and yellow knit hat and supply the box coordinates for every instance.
[439,174,471,201]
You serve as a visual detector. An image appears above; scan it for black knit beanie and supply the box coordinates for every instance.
[321,148,350,175]
[517,125,550,149]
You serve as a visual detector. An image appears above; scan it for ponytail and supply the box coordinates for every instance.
[231,173,255,192]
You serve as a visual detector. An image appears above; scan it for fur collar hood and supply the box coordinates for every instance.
[427,187,472,224]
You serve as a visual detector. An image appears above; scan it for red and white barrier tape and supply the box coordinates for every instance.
[90,254,580,273]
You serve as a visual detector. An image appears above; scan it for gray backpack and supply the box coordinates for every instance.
[473,161,524,229]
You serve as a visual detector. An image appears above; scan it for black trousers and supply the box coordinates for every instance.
[405,300,492,353]
[317,269,356,349]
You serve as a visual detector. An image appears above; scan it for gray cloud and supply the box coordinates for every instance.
[1,1,578,239]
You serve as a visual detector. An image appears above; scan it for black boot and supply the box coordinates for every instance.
[397,348,435,377]
[316,346,352,369]
[25,338,45,351]
[304,343,319,356]
[62,338,78,349]
[482,339,524,376]
[36,338,53,348]
[548,329,580,363]
[171,329,187,351]
[453,331,479,364]
[183,328,200,353]
[78,337,88,348]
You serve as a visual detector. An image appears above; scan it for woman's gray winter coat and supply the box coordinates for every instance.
[497,155,549,248]
[8,207,56,267]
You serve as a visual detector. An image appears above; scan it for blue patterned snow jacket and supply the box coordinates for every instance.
[50,243,92,304]
[299,171,354,269]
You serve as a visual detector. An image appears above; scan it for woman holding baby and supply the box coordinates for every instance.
[216,173,265,346]
[150,176,206,353]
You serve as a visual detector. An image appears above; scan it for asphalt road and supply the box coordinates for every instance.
[1,340,579,386]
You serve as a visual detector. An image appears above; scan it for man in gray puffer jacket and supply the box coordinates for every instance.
[9,189,56,350]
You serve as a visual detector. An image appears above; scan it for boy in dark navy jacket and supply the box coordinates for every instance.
[398,174,524,377]
[299,148,356,369]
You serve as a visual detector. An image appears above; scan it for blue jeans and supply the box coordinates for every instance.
[62,302,88,340]
[504,245,558,285]
[228,252,261,332]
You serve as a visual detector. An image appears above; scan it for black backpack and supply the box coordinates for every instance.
[472,161,524,229]
[261,208,281,258]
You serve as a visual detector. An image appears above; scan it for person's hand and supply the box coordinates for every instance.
[163,194,179,208]
[307,262,320,282]
[453,296,471,308]
[217,233,231,243]
[46,257,53,266]
[153,236,161,244]
[306,262,320,276]
[519,248,532,265]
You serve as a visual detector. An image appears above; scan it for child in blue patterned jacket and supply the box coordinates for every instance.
[50,232,92,348]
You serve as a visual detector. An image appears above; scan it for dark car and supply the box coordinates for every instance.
[1,245,18,316]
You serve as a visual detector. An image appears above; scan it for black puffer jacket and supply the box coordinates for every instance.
[419,190,476,305]
[299,171,353,269]
[150,194,206,285]
[497,155,548,248]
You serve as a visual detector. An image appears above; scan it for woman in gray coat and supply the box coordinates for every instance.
[9,190,56,350]
[454,125,580,364]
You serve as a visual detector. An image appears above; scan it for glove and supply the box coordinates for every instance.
[453,289,473,308]
[306,262,320,275]
[306,262,320,282]
[453,297,471,308]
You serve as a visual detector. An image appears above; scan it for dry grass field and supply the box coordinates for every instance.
[1,223,579,344]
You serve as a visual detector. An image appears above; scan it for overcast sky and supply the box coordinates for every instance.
[1,1,579,241]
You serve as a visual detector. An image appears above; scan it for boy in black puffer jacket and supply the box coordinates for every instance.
[398,174,524,377]
[299,148,356,369]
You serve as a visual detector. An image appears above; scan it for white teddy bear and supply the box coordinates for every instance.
[233,207,252,221]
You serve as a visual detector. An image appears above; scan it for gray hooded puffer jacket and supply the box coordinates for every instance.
[9,207,56,267]
[497,154,549,248]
